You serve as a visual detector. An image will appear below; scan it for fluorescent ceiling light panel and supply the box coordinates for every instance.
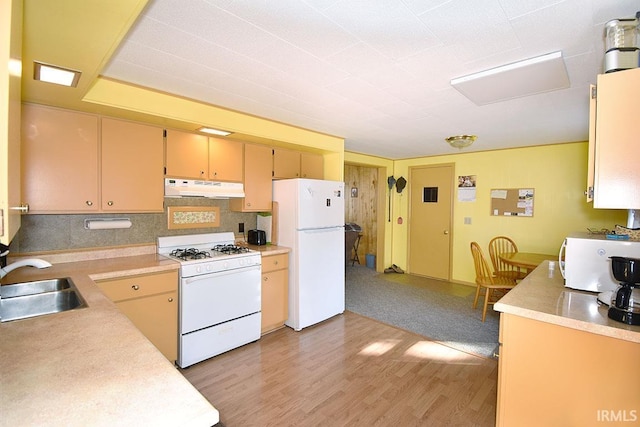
[197,127,232,136]
[33,61,81,87]
[450,51,570,105]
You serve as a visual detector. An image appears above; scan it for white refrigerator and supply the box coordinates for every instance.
[272,178,345,331]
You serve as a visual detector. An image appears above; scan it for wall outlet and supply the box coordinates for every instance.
[238,222,244,233]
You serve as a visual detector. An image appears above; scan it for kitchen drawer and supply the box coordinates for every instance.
[261,253,288,273]
[96,271,177,302]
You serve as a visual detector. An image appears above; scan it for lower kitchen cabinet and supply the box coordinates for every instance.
[261,253,288,334]
[96,270,178,362]
[497,313,640,426]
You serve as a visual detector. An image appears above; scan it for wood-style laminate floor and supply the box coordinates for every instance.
[180,311,498,426]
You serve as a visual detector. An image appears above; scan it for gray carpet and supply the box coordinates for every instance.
[345,265,499,359]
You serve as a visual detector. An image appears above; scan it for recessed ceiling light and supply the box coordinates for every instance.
[33,61,81,87]
[450,51,569,105]
[197,127,233,136]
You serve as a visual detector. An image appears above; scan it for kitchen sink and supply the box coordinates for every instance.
[0,278,87,322]
[1,278,72,298]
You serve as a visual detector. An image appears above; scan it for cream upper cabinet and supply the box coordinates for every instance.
[165,129,208,179]
[208,137,243,182]
[300,152,323,179]
[229,143,272,212]
[21,105,164,213]
[272,148,300,179]
[589,68,640,209]
[21,104,100,213]
[273,148,324,180]
[0,0,23,244]
[101,118,164,212]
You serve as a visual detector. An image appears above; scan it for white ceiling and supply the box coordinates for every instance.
[102,0,639,159]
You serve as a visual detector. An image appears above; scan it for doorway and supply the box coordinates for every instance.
[408,164,454,280]
[344,164,385,271]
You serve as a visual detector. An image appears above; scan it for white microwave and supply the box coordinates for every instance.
[559,233,640,292]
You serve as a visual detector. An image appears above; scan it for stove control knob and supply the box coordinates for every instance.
[206,264,212,271]
[239,258,245,266]
[195,266,201,274]
[223,261,229,269]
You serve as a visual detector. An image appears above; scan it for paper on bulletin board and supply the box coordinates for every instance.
[518,189,534,216]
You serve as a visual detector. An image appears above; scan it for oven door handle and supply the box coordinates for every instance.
[183,265,261,284]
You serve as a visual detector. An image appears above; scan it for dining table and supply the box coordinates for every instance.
[499,252,558,275]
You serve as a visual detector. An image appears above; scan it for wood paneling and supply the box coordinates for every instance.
[344,164,378,265]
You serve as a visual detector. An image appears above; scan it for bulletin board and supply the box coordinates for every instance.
[490,188,534,217]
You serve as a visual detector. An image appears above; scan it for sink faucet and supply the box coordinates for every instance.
[0,258,52,280]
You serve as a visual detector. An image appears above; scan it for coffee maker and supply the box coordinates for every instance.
[608,256,640,325]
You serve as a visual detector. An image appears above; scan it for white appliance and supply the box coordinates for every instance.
[272,179,345,331]
[559,232,640,292]
[157,232,261,368]
[164,178,244,198]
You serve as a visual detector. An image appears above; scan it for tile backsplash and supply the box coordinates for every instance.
[9,198,259,254]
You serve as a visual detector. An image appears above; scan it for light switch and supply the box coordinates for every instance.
[464,217,472,225]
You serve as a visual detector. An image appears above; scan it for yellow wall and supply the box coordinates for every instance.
[356,142,627,284]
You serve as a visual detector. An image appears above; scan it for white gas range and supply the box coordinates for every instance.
[158,232,261,368]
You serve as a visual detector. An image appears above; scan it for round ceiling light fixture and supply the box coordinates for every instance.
[445,134,477,149]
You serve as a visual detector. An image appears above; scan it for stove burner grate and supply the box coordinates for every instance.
[212,244,252,255]
[170,248,212,261]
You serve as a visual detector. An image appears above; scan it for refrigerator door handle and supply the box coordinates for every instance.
[298,226,345,232]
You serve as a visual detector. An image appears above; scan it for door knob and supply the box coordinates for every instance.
[444,230,449,235]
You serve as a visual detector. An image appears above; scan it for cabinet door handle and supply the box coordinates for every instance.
[107,201,114,206]
[132,285,140,290]
[10,203,29,213]
[86,200,93,206]
[168,297,174,302]
[263,276,269,282]
[274,260,279,265]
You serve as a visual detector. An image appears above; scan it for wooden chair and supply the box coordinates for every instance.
[488,236,527,281]
[470,242,517,322]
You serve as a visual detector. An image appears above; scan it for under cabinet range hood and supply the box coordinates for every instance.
[164,178,244,199]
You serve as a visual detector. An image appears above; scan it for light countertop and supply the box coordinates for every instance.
[494,260,640,343]
[236,242,291,256]
[1,247,220,427]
